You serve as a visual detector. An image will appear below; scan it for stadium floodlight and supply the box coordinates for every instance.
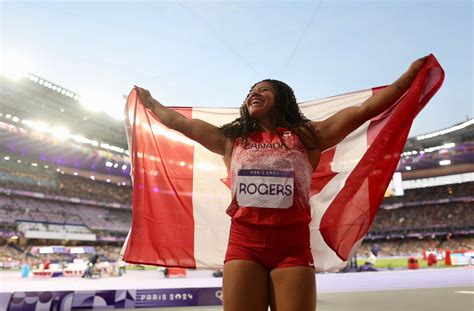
[29,75,39,83]
[100,142,125,154]
[417,119,474,140]
[13,116,129,158]
[30,121,49,133]
[52,126,70,140]
[25,73,80,99]
[424,143,455,153]
[71,134,92,145]
[439,160,451,166]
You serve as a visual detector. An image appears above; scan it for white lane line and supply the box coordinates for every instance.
[455,291,474,294]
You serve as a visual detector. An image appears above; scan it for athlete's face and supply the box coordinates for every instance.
[245,81,277,120]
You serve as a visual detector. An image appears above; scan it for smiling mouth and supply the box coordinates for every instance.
[250,99,264,106]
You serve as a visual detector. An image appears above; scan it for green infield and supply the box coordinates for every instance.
[356,257,458,269]
[124,257,464,271]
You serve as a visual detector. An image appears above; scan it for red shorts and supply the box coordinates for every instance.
[224,220,315,270]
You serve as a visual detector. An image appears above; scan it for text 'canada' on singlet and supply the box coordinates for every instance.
[226,128,314,226]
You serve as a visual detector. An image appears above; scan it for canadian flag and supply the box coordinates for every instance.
[122,55,444,272]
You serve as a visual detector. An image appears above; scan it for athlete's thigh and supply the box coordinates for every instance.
[223,259,270,311]
[269,266,316,311]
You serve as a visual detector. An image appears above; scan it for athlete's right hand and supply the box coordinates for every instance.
[135,86,160,110]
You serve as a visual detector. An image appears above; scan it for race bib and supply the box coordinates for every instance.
[236,169,294,209]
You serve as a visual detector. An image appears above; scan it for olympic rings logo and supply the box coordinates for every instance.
[215,290,223,301]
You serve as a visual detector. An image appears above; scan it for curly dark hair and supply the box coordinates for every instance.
[220,79,320,149]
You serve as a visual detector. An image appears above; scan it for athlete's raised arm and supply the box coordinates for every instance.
[313,56,428,152]
[135,86,231,156]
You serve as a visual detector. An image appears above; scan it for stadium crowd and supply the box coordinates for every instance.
[58,174,131,204]
[371,202,473,231]
[358,236,473,257]
[0,194,130,232]
[383,182,473,205]
[0,168,131,204]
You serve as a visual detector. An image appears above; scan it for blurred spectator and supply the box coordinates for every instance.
[358,261,378,272]
[82,254,100,278]
[427,253,437,266]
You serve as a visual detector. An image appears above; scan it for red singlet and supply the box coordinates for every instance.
[224,128,315,270]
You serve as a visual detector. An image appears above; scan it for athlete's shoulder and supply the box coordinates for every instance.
[295,123,320,150]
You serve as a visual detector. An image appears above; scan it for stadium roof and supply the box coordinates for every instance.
[0,74,127,150]
[405,119,474,151]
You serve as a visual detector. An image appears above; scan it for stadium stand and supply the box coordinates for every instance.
[0,194,130,232]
